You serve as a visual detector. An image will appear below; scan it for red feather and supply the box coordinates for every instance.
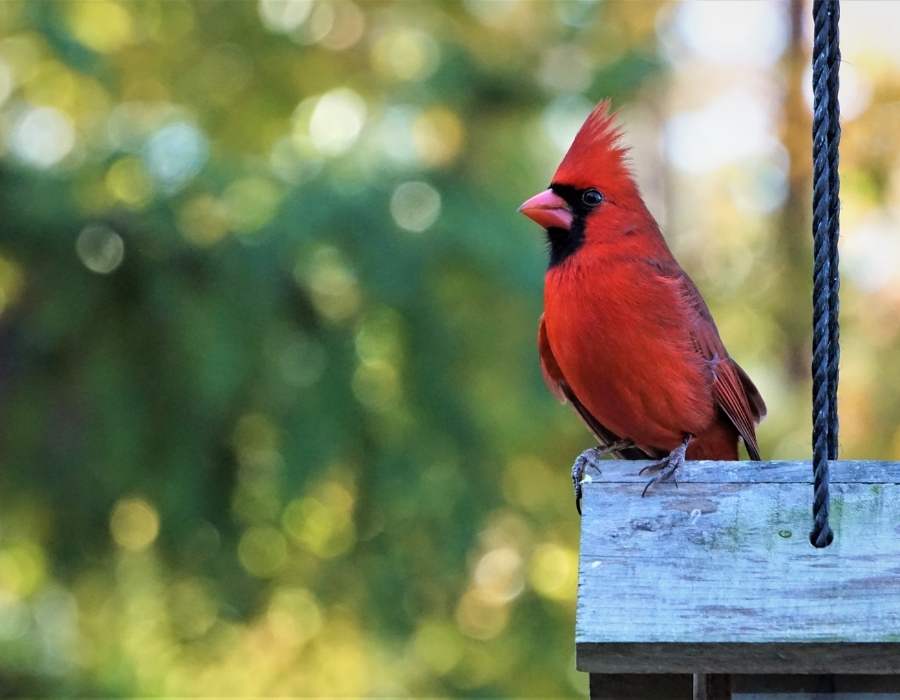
[539,315,655,460]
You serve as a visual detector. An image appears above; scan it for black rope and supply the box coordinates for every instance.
[825,1,841,463]
[810,0,841,548]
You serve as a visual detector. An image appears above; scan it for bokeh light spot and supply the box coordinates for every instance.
[412,107,464,167]
[296,246,361,323]
[291,1,335,44]
[23,60,78,112]
[412,618,463,675]
[76,224,125,275]
[664,0,788,67]
[177,195,230,247]
[144,121,209,193]
[371,27,439,82]
[110,497,160,552]
[529,543,578,602]
[454,588,509,640]
[223,177,282,234]
[308,88,366,156]
[538,46,593,94]
[664,91,776,174]
[472,546,524,605]
[374,105,419,166]
[283,488,355,559]
[106,156,153,208]
[390,181,441,233]
[238,527,288,578]
[258,0,313,34]
[67,0,135,54]
[843,213,900,293]
[352,358,400,411]
[355,308,403,366]
[0,543,46,598]
[319,1,366,51]
[10,106,75,168]
[463,0,520,27]
[266,587,323,647]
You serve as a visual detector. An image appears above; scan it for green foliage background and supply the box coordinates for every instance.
[2,0,900,696]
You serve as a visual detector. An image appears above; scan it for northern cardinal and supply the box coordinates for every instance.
[520,101,766,509]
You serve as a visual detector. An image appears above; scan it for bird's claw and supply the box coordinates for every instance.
[640,437,691,497]
[638,461,667,476]
[640,460,680,497]
[572,452,595,515]
[572,440,636,514]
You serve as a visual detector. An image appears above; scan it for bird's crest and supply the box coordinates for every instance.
[553,100,633,190]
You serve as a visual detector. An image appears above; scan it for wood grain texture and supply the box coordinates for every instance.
[580,459,900,484]
[576,460,900,674]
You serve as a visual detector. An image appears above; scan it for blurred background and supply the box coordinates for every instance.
[1,0,899,695]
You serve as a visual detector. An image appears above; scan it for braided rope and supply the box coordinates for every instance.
[810,0,840,548]
[825,1,841,462]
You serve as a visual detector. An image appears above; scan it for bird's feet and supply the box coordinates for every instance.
[639,435,692,497]
[573,440,636,514]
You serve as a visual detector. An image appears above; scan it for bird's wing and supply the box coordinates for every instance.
[537,313,569,404]
[667,267,767,459]
[538,315,653,459]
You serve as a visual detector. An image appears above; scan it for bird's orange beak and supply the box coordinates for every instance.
[518,189,573,231]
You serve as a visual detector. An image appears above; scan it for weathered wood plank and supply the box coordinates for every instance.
[576,460,900,674]
[581,459,900,484]
[578,643,900,674]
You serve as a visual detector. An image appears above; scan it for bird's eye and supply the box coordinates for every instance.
[581,189,603,207]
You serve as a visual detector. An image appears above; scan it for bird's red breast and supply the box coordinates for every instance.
[524,101,766,461]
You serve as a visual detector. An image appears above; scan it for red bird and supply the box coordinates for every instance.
[520,101,766,509]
